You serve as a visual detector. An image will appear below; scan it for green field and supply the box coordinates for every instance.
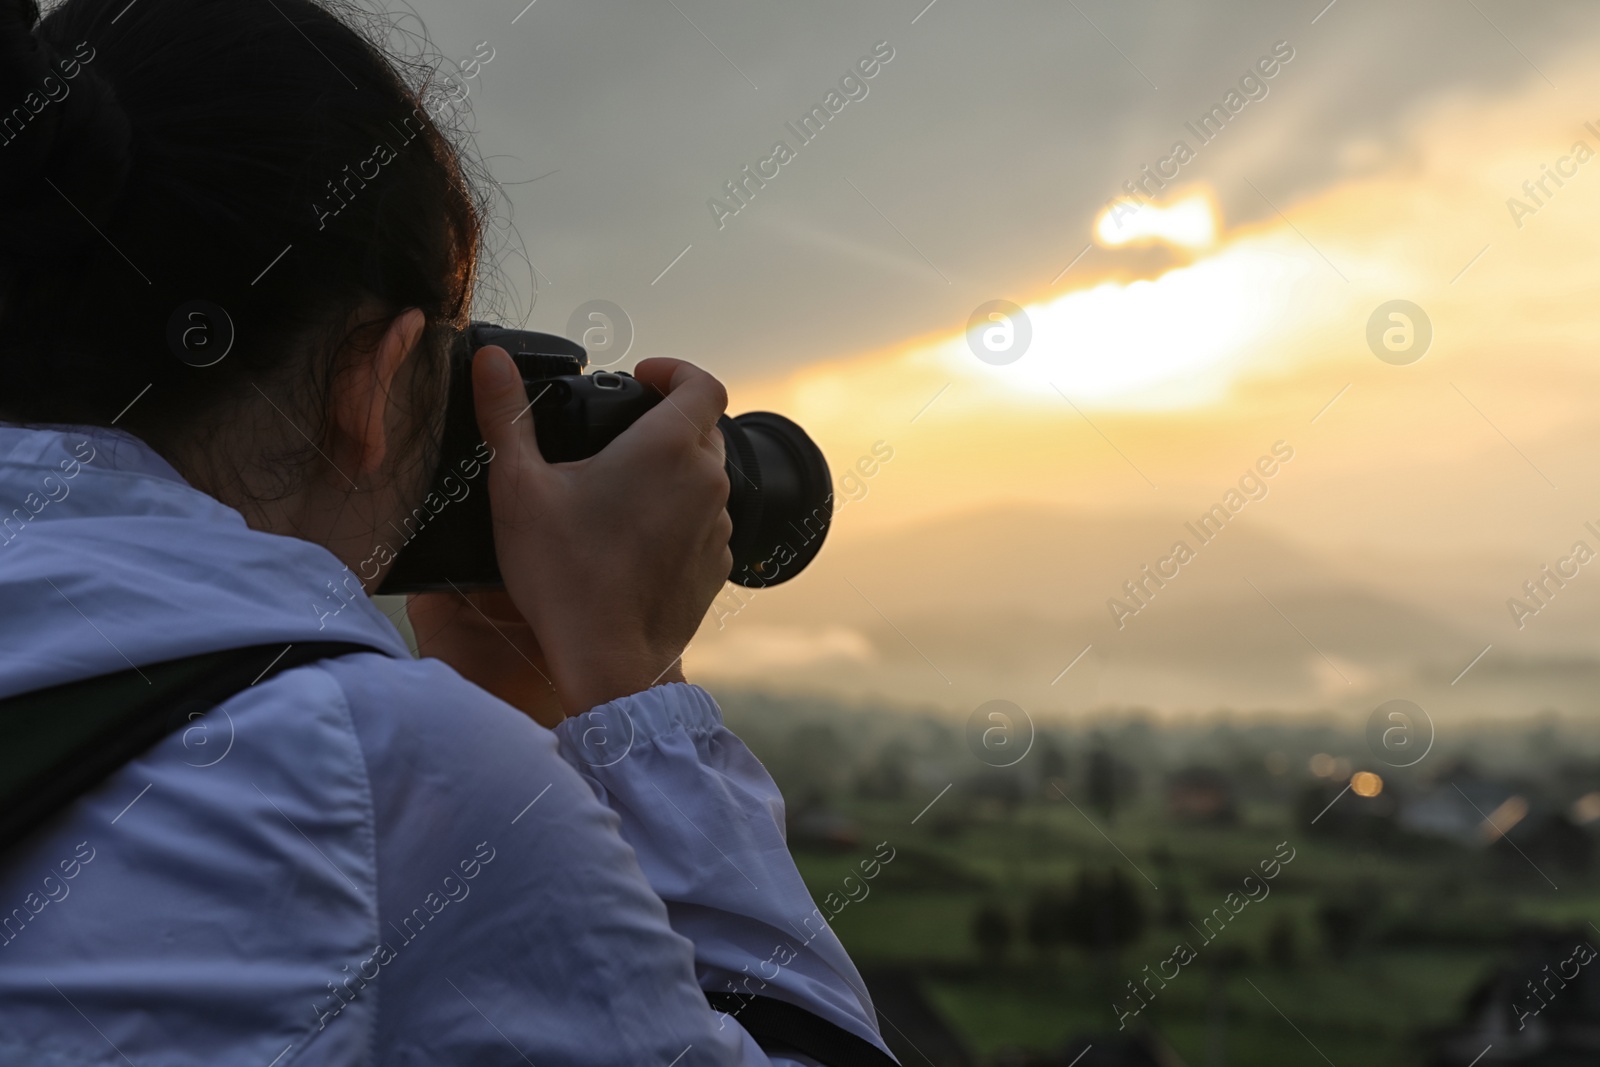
[785,791,1590,1065]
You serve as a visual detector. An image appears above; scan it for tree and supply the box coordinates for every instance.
[1060,867,1149,1028]
[1316,895,1377,961]
[1159,884,1194,931]
[1316,879,1384,961]
[968,768,1025,815]
[1087,744,1118,823]
[971,902,1013,966]
[1024,885,1067,964]
[1036,735,1068,792]
[1060,867,1148,956]
[783,723,848,802]
[1265,914,1297,969]
[855,742,910,801]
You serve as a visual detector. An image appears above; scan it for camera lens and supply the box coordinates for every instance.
[720,412,832,588]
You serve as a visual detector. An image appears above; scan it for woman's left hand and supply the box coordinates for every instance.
[407,590,564,728]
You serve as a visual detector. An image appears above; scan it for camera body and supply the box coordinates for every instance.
[376,323,832,595]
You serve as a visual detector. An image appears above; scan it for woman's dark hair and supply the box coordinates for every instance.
[0,0,482,489]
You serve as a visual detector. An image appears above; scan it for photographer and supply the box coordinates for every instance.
[0,0,892,1064]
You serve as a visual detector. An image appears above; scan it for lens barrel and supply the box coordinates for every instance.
[722,412,832,587]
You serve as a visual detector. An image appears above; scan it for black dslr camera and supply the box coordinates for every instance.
[377,322,833,594]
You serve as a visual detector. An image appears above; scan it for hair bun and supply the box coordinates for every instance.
[0,0,133,264]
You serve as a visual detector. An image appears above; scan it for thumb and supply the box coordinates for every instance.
[471,344,547,472]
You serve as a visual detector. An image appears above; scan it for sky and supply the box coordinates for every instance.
[396,0,1600,718]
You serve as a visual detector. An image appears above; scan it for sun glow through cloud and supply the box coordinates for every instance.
[1094,189,1220,250]
[948,237,1316,408]
[733,41,1600,515]
[761,199,1350,439]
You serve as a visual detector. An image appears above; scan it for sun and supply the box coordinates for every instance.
[945,189,1315,408]
[1094,188,1220,251]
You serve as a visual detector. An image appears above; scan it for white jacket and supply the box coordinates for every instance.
[0,424,891,1066]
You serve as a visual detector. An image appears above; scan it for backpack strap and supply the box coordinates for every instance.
[0,641,387,854]
[704,992,899,1067]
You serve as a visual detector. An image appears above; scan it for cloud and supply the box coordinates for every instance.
[687,624,875,677]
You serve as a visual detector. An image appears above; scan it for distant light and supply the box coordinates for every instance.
[1094,190,1219,251]
[1480,795,1529,843]
[1572,792,1600,824]
[1309,753,1354,779]
[1350,771,1383,798]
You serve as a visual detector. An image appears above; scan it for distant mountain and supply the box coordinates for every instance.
[689,505,1600,718]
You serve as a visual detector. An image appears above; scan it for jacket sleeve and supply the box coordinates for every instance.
[333,655,838,1067]
[550,682,894,1062]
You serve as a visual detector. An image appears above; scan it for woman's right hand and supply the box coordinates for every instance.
[468,345,733,716]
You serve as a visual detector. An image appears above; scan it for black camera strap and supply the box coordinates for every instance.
[0,642,898,1066]
[706,992,898,1067]
[0,641,386,855]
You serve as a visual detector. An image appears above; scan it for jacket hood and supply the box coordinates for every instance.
[0,423,410,699]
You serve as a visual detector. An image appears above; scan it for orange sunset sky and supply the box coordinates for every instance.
[688,45,1600,721]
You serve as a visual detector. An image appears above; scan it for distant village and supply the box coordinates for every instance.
[725,690,1600,1066]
